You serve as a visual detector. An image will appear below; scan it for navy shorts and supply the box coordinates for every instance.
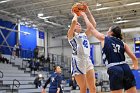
[49,88,63,93]
[107,64,136,91]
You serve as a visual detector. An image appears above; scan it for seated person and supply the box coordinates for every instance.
[35,60,40,71]
[0,53,10,64]
[34,74,44,88]
[29,59,36,71]
[0,53,4,63]
[69,77,77,90]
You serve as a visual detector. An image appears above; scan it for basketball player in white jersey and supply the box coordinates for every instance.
[67,10,96,93]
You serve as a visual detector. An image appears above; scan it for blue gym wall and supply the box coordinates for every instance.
[20,25,37,57]
[132,69,140,89]
[0,19,17,54]
[90,44,94,64]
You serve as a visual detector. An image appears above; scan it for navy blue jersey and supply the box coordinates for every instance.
[43,73,63,93]
[102,36,125,65]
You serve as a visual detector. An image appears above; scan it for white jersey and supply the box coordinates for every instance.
[69,32,90,57]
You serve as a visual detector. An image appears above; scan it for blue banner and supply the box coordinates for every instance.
[0,19,17,54]
[134,37,140,58]
[39,31,44,39]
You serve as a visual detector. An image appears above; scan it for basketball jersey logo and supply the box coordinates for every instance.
[83,40,88,48]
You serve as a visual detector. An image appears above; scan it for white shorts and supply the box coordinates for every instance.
[71,55,94,76]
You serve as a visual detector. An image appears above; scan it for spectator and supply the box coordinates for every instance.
[14,43,20,57]
[35,60,40,71]
[0,53,10,64]
[46,55,50,63]
[29,59,40,72]
[19,43,22,57]
[0,53,3,63]
[12,45,16,57]
[34,74,44,88]
[29,59,36,72]
[39,55,45,66]
[69,77,77,90]
[42,66,63,93]
[46,55,51,70]
[34,46,39,60]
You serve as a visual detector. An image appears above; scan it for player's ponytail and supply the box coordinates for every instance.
[111,25,123,40]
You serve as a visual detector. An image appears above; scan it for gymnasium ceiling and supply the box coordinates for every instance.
[0,0,140,37]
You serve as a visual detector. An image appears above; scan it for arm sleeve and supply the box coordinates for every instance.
[43,77,51,89]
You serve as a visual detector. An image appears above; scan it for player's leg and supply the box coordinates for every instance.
[122,64,137,93]
[85,58,96,93]
[126,86,137,93]
[74,74,87,93]
[86,69,96,93]
[71,57,87,93]
[107,65,124,93]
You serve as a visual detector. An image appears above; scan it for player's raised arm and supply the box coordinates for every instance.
[80,12,93,37]
[124,43,138,70]
[67,12,78,40]
[80,2,105,41]
[83,2,96,28]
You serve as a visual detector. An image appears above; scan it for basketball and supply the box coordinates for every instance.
[72,3,87,16]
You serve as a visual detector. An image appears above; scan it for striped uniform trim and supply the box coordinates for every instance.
[71,58,83,75]
[70,38,77,55]
[106,61,126,68]
[71,58,74,75]
[102,51,108,65]
[74,58,83,74]
[102,50,126,68]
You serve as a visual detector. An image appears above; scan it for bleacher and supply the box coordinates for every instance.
[0,54,76,93]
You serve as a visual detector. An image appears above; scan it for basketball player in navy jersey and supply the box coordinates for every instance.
[42,66,63,93]
[83,3,139,93]
[67,9,96,93]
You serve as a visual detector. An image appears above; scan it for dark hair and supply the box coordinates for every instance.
[111,25,123,40]
[53,65,60,71]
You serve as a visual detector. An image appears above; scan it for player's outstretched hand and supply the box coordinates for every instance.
[132,64,139,70]
[80,1,88,12]
[80,11,86,17]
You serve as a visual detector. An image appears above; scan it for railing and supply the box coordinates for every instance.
[48,53,71,79]
[21,49,33,58]
[10,54,16,63]
[11,79,20,93]
[0,45,13,54]
[0,45,34,58]
[0,71,3,78]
